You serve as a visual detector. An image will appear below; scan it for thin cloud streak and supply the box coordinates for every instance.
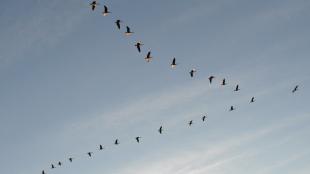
[115,114,309,174]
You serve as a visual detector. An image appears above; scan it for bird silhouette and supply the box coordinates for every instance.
[125,26,133,36]
[250,97,255,103]
[292,85,299,93]
[135,41,143,53]
[208,76,215,84]
[190,69,196,78]
[99,144,104,150]
[69,158,73,162]
[51,164,55,169]
[87,152,93,157]
[58,161,62,166]
[114,139,119,145]
[202,115,207,122]
[229,106,235,111]
[115,20,122,29]
[171,58,177,68]
[102,5,111,16]
[222,78,227,85]
[234,84,240,91]
[90,1,98,11]
[158,126,163,134]
[42,170,45,174]
[145,51,152,62]
[135,136,141,143]
[188,120,193,126]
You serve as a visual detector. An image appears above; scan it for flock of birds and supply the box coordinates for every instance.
[40,1,301,174]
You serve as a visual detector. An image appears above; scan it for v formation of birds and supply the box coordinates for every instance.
[41,1,301,174]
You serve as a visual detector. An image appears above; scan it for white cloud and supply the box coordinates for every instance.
[113,114,309,174]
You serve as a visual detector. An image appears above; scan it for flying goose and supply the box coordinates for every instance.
[190,69,196,78]
[234,84,240,91]
[115,20,122,29]
[90,1,98,11]
[135,136,141,143]
[125,26,133,36]
[145,51,152,62]
[208,76,215,84]
[102,5,111,16]
[171,58,177,68]
[135,41,143,53]
[158,126,163,134]
[222,78,227,86]
[292,85,299,93]
[229,106,235,111]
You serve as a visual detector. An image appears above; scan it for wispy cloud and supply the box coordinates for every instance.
[114,114,309,174]
[0,0,87,68]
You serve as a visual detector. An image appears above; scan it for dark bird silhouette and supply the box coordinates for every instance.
[51,164,55,169]
[87,152,93,157]
[102,5,111,16]
[90,1,98,11]
[115,20,122,29]
[190,69,196,78]
[58,161,62,166]
[222,78,227,85]
[42,170,46,174]
[250,97,255,103]
[188,120,193,126]
[158,126,163,134]
[135,41,143,53]
[114,139,119,145]
[292,85,299,93]
[208,76,215,84]
[99,144,104,150]
[229,106,235,111]
[135,136,141,143]
[69,158,73,162]
[234,84,240,91]
[125,26,133,36]
[171,58,177,68]
[145,51,152,62]
[202,115,207,122]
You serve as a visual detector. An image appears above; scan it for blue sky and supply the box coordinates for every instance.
[0,0,310,174]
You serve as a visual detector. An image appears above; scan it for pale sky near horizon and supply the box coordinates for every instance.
[0,0,310,174]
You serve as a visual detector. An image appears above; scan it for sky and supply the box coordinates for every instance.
[0,0,310,174]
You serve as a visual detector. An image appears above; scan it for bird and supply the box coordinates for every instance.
[171,58,177,68]
[145,51,152,62]
[51,164,55,169]
[190,69,196,78]
[69,158,73,162]
[114,139,119,145]
[102,5,111,16]
[125,26,133,36]
[234,84,240,91]
[42,170,46,174]
[292,85,299,93]
[87,152,93,157]
[250,97,255,103]
[222,78,227,85]
[135,136,141,143]
[188,120,193,126]
[158,126,163,134]
[202,115,207,122]
[135,41,143,53]
[208,76,215,84]
[99,144,104,150]
[90,1,98,11]
[58,161,62,166]
[115,20,122,29]
[229,106,235,111]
